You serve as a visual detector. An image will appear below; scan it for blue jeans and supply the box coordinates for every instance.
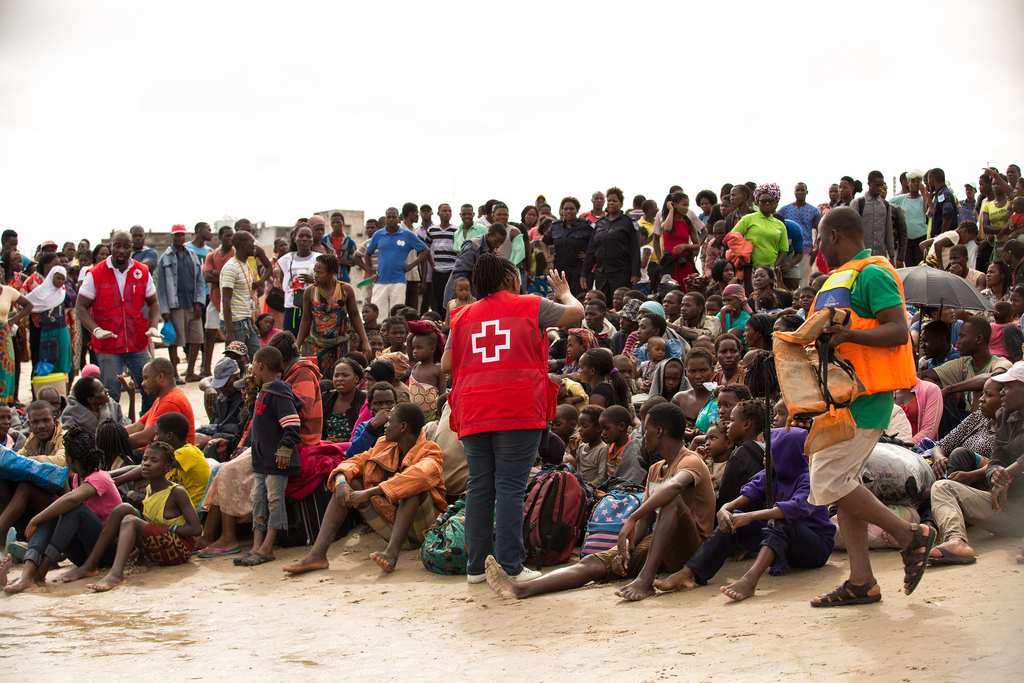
[685,518,832,584]
[98,349,153,414]
[462,428,542,576]
[24,503,117,568]
[252,472,288,531]
[221,318,260,360]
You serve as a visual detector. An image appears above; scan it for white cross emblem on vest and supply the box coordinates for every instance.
[471,320,511,363]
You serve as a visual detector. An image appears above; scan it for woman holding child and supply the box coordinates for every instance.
[442,253,583,583]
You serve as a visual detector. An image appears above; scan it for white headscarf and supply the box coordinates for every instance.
[25,265,68,312]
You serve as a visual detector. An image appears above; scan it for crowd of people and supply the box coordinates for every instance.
[1,164,1023,609]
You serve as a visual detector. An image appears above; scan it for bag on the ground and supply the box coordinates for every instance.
[0,447,67,493]
[581,485,644,556]
[860,442,935,507]
[421,498,469,575]
[523,464,590,569]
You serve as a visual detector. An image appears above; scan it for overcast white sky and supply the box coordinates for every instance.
[1,0,1022,250]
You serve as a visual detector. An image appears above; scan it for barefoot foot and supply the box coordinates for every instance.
[61,566,98,583]
[86,574,126,592]
[615,577,656,602]
[928,539,975,561]
[282,555,330,575]
[653,567,698,593]
[4,575,38,594]
[0,553,10,588]
[485,555,523,599]
[369,551,396,573]
[721,575,758,601]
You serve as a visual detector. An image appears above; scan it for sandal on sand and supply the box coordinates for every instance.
[902,524,936,595]
[928,547,976,565]
[198,547,241,559]
[244,552,275,566]
[232,552,254,566]
[811,581,881,607]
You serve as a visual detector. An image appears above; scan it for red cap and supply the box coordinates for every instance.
[171,224,187,233]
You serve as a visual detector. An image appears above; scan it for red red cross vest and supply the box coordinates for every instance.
[88,259,151,355]
[448,290,558,437]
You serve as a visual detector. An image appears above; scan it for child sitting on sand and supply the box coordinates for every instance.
[652,426,834,602]
[62,442,201,591]
[486,403,714,602]
[695,422,733,494]
[406,320,445,422]
[567,405,608,488]
[234,345,302,567]
[717,399,767,510]
[283,402,446,575]
[3,426,122,593]
[444,276,476,328]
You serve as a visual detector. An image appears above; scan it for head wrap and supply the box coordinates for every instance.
[568,328,599,355]
[755,183,781,203]
[639,301,665,319]
[407,320,445,363]
[24,266,67,312]
[721,284,753,313]
[308,216,326,228]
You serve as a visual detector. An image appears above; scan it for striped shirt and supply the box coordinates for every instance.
[219,256,254,321]
[426,224,458,272]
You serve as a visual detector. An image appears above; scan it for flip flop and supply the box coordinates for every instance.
[232,552,254,566]
[5,528,26,561]
[928,547,976,565]
[245,552,276,566]
[198,547,241,559]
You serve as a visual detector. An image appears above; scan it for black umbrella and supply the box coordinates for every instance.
[896,265,995,312]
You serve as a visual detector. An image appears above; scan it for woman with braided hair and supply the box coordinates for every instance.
[442,252,583,583]
[3,425,121,593]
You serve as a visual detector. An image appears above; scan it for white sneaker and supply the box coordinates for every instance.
[467,573,486,584]
[511,567,542,582]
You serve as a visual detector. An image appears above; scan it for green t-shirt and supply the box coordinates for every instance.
[840,250,906,429]
[732,212,789,267]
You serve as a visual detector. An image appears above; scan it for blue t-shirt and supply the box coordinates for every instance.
[132,247,158,269]
[365,227,426,284]
[783,219,804,254]
[186,242,212,295]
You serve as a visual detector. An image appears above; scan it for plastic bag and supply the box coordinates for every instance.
[160,321,177,345]
[0,447,67,493]
[860,442,935,507]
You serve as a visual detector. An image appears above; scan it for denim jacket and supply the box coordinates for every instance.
[157,246,206,314]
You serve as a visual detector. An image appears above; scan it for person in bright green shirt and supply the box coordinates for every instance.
[807,206,935,609]
[452,203,487,251]
[731,188,789,269]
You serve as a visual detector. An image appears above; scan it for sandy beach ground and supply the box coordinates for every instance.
[1,353,1022,682]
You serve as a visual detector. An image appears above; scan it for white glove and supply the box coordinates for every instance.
[146,327,164,338]
[93,328,116,340]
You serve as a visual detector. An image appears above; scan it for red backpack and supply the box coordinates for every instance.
[523,464,590,569]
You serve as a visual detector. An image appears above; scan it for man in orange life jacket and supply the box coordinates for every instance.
[805,207,936,607]
[75,230,162,413]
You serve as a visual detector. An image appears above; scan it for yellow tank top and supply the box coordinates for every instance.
[143,485,187,526]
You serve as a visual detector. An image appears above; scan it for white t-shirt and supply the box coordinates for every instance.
[276,252,317,309]
[79,257,157,300]
[639,245,653,284]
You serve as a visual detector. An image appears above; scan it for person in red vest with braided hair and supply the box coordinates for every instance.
[442,253,583,584]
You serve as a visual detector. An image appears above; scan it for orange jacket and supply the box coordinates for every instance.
[811,255,916,394]
[328,432,446,523]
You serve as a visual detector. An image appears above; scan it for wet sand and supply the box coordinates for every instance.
[2,355,1023,681]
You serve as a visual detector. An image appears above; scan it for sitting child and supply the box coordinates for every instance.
[444,276,476,328]
[549,404,579,449]
[754,290,782,317]
[705,295,723,318]
[696,422,733,494]
[718,399,767,510]
[366,329,385,361]
[486,403,715,602]
[600,405,634,481]
[989,301,1016,359]
[613,354,637,394]
[235,345,303,567]
[378,317,410,378]
[652,427,834,602]
[567,405,608,488]
[3,426,121,593]
[284,402,445,575]
[62,442,202,591]
[406,321,446,422]
[554,373,589,408]
[637,336,667,393]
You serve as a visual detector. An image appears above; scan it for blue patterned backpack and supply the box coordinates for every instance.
[581,486,644,556]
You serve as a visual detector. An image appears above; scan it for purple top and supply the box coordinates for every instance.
[739,427,835,548]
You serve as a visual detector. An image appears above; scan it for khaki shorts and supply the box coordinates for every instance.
[169,307,205,346]
[808,428,883,506]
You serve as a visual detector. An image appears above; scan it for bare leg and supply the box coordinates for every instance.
[87,516,149,592]
[283,494,349,574]
[200,509,240,552]
[722,546,776,601]
[653,565,698,592]
[0,553,9,587]
[0,482,43,540]
[486,554,609,599]
[195,506,221,549]
[249,525,266,557]
[370,492,427,573]
[202,330,217,377]
[185,344,201,381]
[4,558,40,593]
[616,495,686,602]
[168,346,181,381]
[253,528,277,559]
[62,503,137,582]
